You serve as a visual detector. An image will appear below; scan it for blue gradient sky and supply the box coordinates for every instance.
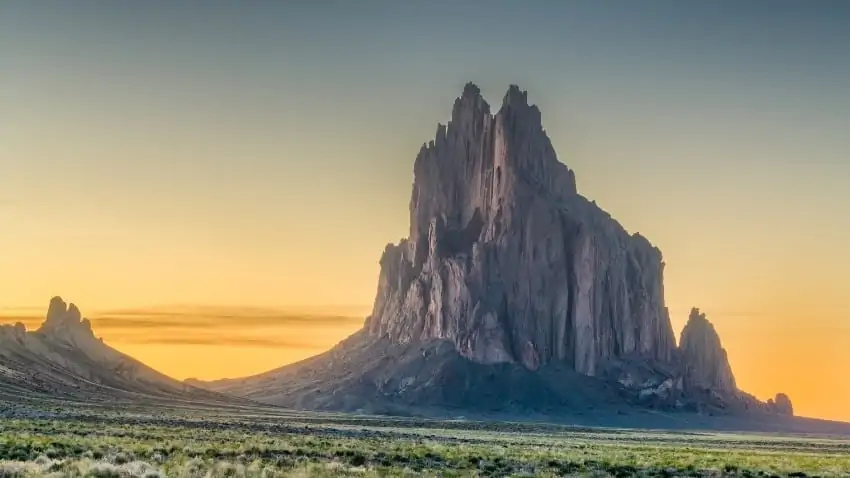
[1,1,849,420]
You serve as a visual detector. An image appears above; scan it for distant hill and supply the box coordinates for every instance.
[0,296,245,406]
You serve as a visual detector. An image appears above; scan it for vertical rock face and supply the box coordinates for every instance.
[679,308,737,393]
[366,83,677,375]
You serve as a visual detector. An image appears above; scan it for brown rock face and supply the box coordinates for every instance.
[679,308,737,393]
[366,83,677,375]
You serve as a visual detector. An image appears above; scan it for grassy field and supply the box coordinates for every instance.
[1,402,849,477]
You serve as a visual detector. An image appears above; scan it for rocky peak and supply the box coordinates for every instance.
[499,84,541,130]
[46,296,70,321]
[448,82,491,137]
[0,322,27,344]
[38,296,94,339]
[459,82,488,109]
[679,308,737,393]
[769,392,794,416]
[502,84,528,107]
[494,85,571,199]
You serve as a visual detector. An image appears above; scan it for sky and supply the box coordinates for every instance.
[1,1,849,421]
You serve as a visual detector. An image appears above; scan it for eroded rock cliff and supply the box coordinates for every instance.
[366,83,676,375]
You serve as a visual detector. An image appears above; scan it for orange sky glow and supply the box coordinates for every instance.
[1,300,847,423]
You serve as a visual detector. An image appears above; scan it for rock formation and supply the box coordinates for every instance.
[366,83,676,376]
[768,393,794,416]
[37,296,97,349]
[194,83,794,419]
[679,308,737,393]
[0,322,26,344]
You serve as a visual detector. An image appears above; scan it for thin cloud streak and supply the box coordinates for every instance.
[114,334,332,349]
[0,306,364,350]
[0,307,365,329]
[0,316,42,329]
[89,314,364,329]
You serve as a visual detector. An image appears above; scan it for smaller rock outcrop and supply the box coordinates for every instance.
[679,308,737,393]
[39,296,92,334]
[36,296,97,350]
[768,393,794,416]
[675,308,794,417]
[0,322,27,346]
[1,296,243,405]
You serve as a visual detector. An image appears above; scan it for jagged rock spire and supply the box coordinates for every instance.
[502,84,528,108]
[46,296,70,322]
[38,296,93,337]
[679,308,737,392]
[462,81,482,100]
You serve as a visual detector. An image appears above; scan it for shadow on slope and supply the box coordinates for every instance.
[202,330,636,415]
